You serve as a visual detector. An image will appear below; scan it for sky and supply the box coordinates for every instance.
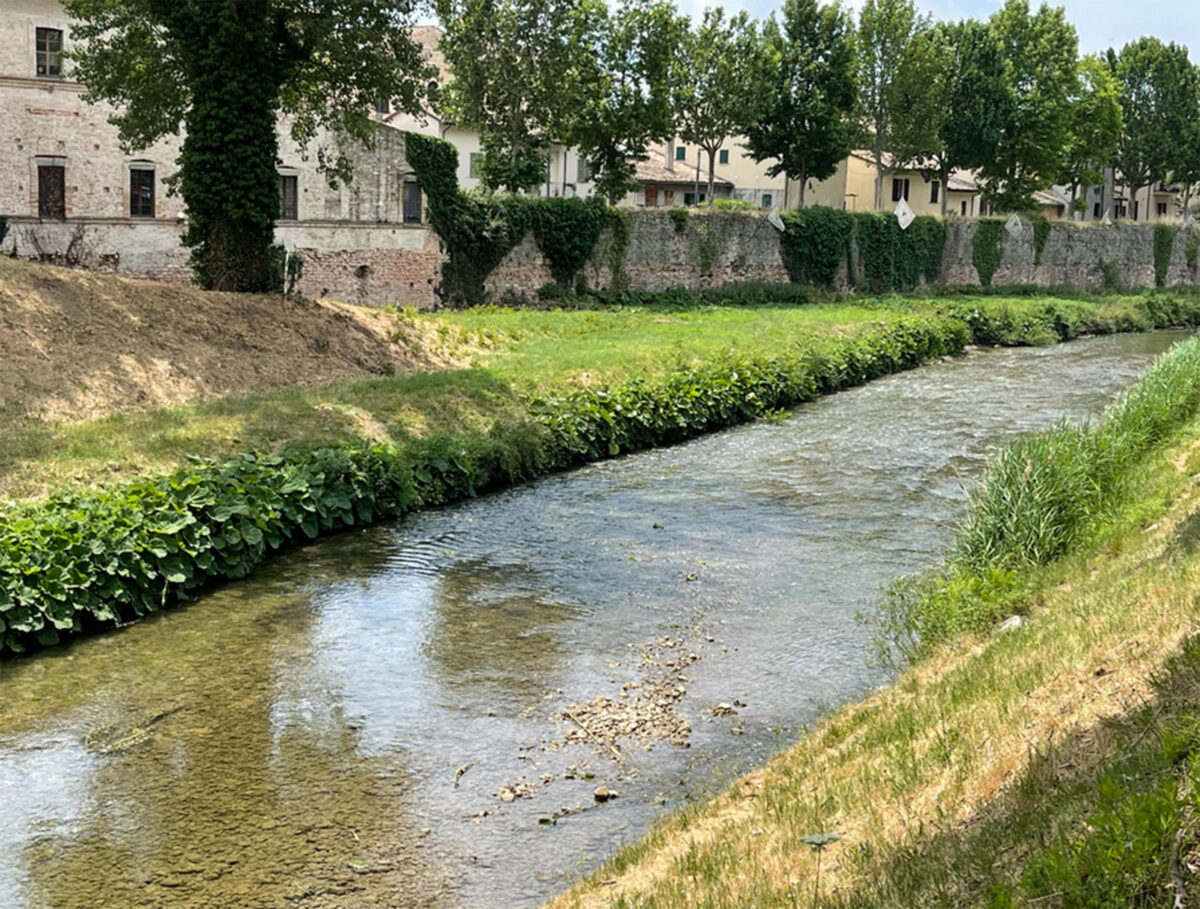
[690,0,1200,58]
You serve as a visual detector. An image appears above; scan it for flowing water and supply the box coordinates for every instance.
[0,332,1188,909]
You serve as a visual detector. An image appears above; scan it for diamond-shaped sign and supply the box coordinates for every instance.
[767,205,785,232]
[1005,214,1023,237]
[1102,208,1113,226]
[894,198,915,231]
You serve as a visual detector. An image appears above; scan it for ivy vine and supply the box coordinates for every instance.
[973,220,1004,288]
[669,208,689,234]
[780,207,854,287]
[1154,223,1174,288]
[1032,216,1052,266]
[408,132,614,304]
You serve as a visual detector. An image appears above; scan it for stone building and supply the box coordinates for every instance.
[1,0,443,306]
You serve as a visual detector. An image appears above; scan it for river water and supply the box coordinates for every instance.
[0,332,1187,909]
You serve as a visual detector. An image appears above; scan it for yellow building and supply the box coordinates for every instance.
[801,151,980,217]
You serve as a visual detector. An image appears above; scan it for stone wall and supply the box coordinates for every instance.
[485,210,789,300]
[941,219,1197,290]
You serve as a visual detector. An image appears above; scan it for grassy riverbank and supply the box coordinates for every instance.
[3,275,1200,656]
[550,338,1200,909]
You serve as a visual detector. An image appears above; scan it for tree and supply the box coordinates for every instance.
[979,0,1079,212]
[64,0,429,292]
[567,0,685,204]
[1058,55,1123,218]
[673,9,771,206]
[891,20,1012,217]
[857,0,931,210]
[745,0,857,207]
[1109,38,1198,220]
[436,0,599,193]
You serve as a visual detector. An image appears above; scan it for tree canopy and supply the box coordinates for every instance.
[65,0,429,291]
[673,8,771,206]
[745,0,857,206]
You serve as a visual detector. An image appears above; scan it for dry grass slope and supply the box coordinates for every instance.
[0,257,454,426]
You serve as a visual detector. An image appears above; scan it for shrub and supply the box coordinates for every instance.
[1154,223,1174,287]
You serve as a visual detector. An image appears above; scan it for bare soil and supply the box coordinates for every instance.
[0,258,453,425]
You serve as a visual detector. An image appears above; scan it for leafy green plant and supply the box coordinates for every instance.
[1032,215,1052,265]
[972,219,1003,287]
[669,208,689,234]
[712,198,756,211]
[1155,222,1174,287]
[1187,228,1199,273]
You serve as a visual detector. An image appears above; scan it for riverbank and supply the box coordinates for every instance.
[549,338,1200,908]
[3,264,1200,656]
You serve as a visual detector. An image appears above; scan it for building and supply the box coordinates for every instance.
[1,0,442,305]
[664,138,788,210]
[803,151,980,217]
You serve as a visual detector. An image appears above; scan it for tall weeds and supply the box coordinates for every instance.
[882,336,1200,660]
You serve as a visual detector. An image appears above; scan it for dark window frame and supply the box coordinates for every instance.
[37,163,66,219]
[402,180,422,224]
[36,27,63,78]
[930,180,940,204]
[892,177,910,203]
[675,146,687,162]
[279,174,299,221]
[129,166,155,218]
[718,149,729,165]
[761,193,772,209]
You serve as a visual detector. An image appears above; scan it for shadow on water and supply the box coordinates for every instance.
[0,331,1192,909]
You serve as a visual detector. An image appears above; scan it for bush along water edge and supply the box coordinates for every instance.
[6,297,1200,658]
[877,329,1200,663]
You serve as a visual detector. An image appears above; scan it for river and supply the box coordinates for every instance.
[0,332,1187,909]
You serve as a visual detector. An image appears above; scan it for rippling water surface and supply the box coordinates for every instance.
[0,332,1187,909]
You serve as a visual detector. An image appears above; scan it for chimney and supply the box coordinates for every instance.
[666,138,675,173]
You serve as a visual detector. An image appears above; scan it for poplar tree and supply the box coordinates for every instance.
[979,0,1079,212]
[64,0,428,292]
[857,0,930,210]
[745,0,857,207]
[436,0,600,193]
[673,9,771,206]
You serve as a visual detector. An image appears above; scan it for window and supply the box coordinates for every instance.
[718,149,729,165]
[761,193,772,209]
[1094,202,1102,219]
[675,146,687,162]
[402,181,422,223]
[930,180,940,204]
[279,174,298,220]
[38,163,65,219]
[375,97,390,115]
[577,158,593,183]
[36,28,63,78]
[129,166,154,218]
[469,153,482,179]
[961,200,968,216]
[891,178,910,202]
[683,192,696,206]
[1158,202,1169,217]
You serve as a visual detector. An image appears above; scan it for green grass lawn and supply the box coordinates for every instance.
[0,292,1189,502]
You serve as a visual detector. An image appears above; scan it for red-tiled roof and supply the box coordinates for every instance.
[635,149,734,187]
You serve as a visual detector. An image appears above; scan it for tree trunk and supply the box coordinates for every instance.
[797,164,807,207]
[706,148,716,208]
[873,139,885,211]
[940,163,950,218]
